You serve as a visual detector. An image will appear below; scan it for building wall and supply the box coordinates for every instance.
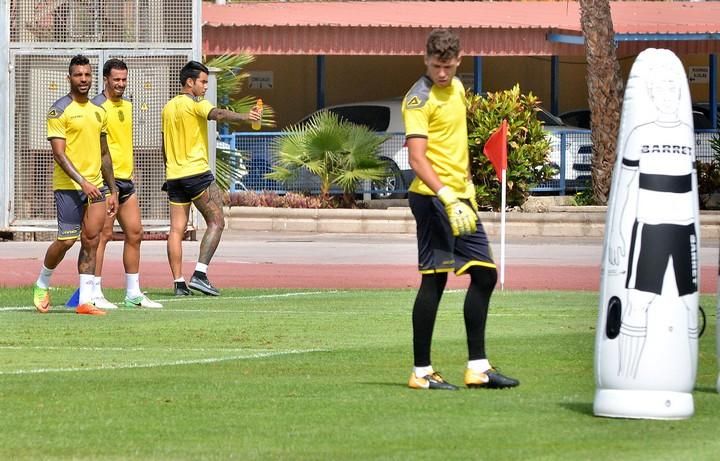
[243,53,719,130]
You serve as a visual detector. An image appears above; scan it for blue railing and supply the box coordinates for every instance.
[218,132,409,197]
[220,129,719,197]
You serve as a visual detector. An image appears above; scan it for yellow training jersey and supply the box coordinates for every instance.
[402,76,469,197]
[162,94,215,180]
[47,95,107,191]
[92,93,133,180]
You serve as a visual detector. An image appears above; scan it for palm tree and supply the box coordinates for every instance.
[579,0,624,205]
[204,54,275,191]
[267,111,389,206]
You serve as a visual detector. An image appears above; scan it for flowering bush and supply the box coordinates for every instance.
[467,85,556,210]
[226,191,368,209]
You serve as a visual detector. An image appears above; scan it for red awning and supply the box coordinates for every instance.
[203,1,720,56]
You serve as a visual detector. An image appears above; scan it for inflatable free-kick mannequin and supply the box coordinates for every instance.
[593,48,700,420]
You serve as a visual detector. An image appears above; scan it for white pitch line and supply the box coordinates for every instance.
[155,290,344,303]
[0,346,275,352]
[0,348,324,375]
[156,309,384,314]
[0,290,346,312]
[0,306,578,318]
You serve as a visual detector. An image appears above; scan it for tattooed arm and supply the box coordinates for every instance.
[100,135,117,194]
[100,135,118,217]
[208,106,262,125]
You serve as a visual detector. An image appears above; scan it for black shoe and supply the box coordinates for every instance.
[174,281,192,296]
[484,368,520,389]
[189,274,220,296]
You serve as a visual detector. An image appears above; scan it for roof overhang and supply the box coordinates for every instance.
[203,1,720,56]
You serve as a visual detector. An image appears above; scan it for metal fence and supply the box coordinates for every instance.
[220,129,719,197]
[537,130,594,193]
[219,132,410,198]
[5,0,197,229]
[219,130,609,196]
[9,0,193,45]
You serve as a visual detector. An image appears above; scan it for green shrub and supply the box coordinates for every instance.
[571,188,596,206]
[466,85,555,209]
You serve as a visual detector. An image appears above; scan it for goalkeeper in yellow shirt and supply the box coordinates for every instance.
[403,29,519,391]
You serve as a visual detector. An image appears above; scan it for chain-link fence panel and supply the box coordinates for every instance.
[10,0,192,45]
[6,1,196,230]
[695,130,718,164]
[534,130,593,193]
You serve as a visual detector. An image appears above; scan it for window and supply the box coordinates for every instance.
[329,105,391,132]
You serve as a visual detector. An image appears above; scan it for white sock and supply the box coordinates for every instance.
[467,359,491,373]
[79,274,95,305]
[174,277,185,283]
[414,366,434,378]
[36,265,54,289]
[93,276,103,299]
[126,273,142,298]
[194,263,208,274]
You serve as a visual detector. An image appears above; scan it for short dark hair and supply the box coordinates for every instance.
[103,58,128,77]
[69,54,91,75]
[180,60,209,86]
[426,29,461,61]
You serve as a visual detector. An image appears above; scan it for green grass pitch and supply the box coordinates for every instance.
[1,287,719,460]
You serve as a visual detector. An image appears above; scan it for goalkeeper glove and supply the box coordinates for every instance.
[464,180,479,212]
[437,186,478,237]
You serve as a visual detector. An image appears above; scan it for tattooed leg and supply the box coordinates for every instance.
[192,182,226,265]
[78,201,107,275]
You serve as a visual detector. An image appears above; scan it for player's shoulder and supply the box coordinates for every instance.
[195,95,214,108]
[91,93,108,107]
[47,94,73,119]
[450,77,465,93]
[169,93,199,107]
[403,76,433,110]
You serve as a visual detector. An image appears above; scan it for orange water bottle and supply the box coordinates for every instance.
[251,99,263,130]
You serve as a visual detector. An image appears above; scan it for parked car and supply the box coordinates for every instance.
[559,109,592,130]
[537,108,593,189]
[691,103,719,164]
[692,103,719,129]
[561,106,717,130]
[294,99,410,198]
[299,99,595,195]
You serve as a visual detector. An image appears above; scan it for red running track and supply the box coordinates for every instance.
[2,258,717,293]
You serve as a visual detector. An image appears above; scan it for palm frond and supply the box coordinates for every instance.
[268,109,389,202]
[214,145,248,191]
[204,54,276,129]
[206,54,255,101]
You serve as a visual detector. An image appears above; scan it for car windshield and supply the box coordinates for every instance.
[296,105,392,132]
[536,108,565,126]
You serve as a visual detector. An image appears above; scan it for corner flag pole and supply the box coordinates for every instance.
[500,167,507,290]
[482,119,509,291]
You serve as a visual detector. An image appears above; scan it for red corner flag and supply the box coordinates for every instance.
[483,119,508,181]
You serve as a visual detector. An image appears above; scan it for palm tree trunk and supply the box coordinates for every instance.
[579,0,624,205]
[321,177,331,202]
